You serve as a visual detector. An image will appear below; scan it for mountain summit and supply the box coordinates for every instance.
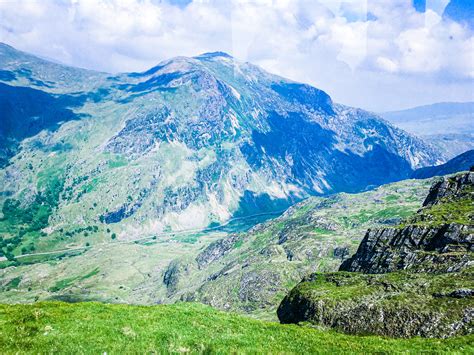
[0,44,440,234]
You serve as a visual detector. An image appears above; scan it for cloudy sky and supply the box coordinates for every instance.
[0,0,472,111]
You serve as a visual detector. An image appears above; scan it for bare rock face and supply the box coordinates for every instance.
[423,171,474,207]
[340,171,474,274]
[195,234,243,268]
[339,223,473,274]
[277,271,474,338]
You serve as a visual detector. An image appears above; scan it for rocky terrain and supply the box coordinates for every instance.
[278,170,474,337]
[0,177,433,319]
[0,43,450,315]
[0,42,441,261]
[278,269,473,338]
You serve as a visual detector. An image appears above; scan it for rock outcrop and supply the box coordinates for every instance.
[340,171,473,274]
[278,171,474,338]
[422,168,474,207]
[277,270,474,338]
[339,223,473,274]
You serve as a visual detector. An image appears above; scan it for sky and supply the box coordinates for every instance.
[0,0,472,112]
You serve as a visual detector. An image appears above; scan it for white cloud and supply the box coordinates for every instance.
[0,0,472,111]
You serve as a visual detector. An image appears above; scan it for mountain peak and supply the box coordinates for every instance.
[195,51,233,60]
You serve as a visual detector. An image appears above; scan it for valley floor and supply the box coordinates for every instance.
[0,301,473,354]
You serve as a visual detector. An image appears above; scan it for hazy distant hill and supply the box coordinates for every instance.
[382,102,474,159]
[412,149,474,179]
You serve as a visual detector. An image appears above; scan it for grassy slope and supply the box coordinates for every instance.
[0,302,472,354]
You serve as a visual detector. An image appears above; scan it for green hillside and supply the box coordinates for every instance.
[0,177,432,316]
[0,302,472,354]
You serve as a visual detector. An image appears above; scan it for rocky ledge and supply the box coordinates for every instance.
[277,171,473,338]
[339,223,473,273]
[277,270,474,338]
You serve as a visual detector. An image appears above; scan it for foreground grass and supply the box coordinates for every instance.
[0,302,473,353]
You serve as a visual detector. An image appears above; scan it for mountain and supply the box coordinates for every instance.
[381,102,474,159]
[278,170,474,338]
[412,149,474,179]
[0,42,440,243]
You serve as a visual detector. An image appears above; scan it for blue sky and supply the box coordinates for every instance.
[0,0,472,111]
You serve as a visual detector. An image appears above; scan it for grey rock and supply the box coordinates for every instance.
[340,223,473,274]
[195,234,242,268]
[423,171,474,207]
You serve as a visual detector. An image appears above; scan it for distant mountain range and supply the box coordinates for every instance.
[412,149,474,179]
[0,43,440,235]
[382,102,474,159]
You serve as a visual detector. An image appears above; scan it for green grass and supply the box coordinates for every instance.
[48,267,100,292]
[0,302,472,354]
[410,197,474,226]
[107,155,128,169]
[384,194,399,202]
[3,277,22,291]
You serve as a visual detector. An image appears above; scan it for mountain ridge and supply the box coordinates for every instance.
[0,43,440,248]
[381,101,474,159]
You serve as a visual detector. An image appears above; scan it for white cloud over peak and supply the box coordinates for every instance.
[0,0,472,111]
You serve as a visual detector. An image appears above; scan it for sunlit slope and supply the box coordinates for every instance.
[0,302,472,354]
[0,43,440,245]
[0,177,433,318]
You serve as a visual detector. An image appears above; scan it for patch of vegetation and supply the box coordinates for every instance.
[0,176,64,258]
[350,206,415,224]
[0,250,84,269]
[49,268,100,292]
[384,194,399,202]
[409,197,473,226]
[0,302,472,353]
[3,276,22,291]
[107,157,128,169]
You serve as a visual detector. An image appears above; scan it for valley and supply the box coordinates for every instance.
[0,42,472,352]
[382,102,474,159]
[0,176,434,317]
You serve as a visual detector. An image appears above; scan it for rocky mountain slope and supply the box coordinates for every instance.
[278,170,473,337]
[412,149,474,179]
[0,42,441,253]
[0,177,433,319]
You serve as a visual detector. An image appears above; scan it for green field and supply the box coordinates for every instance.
[0,302,472,353]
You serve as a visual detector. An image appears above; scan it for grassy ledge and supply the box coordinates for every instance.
[0,302,473,353]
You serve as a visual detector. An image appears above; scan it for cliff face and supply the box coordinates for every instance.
[339,223,473,274]
[278,171,474,338]
[340,170,473,274]
[422,169,474,207]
